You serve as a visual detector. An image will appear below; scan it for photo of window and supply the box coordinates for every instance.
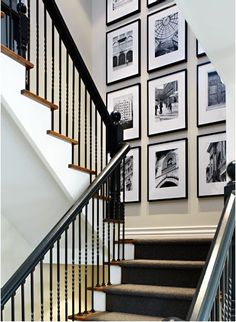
[148,138,188,201]
[148,5,187,72]
[198,132,226,197]
[148,69,187,136]
[197,62,226,126]
[106,0,140,26]
[107,20,140,85]
[107,83,141,141]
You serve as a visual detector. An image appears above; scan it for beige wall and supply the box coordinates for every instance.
[91,0,226,232]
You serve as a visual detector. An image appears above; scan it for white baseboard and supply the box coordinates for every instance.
[125,225,217,239]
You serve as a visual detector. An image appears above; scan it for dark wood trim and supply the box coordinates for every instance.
[68,164,96,175]
[94,194,111,201]
[21,90,58,110]
[114,239,134,244]
[68,311,99,321]
[47,131,78,145]
[103,218,124,224]
[1,45,34,69]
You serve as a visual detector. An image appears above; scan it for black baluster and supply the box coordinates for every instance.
[26,0,31,90]
[84,205,88,314]
[84,90,88,168]
[211,301,216,321]
[231,234,235,321]
[5,13,9,48]
[91,197,95,312]
[107,221,111,285]
[71,65,75,164]
[78,76,81,165]
[40,260,44,321]
[57,239,61,321]
[36,0,39,96]
[216,286,221,321]
[102,184,106,286]
[78,213,82,315]
[222,265,226,320]
[95,110,98,176]
[30,271,34,321]
[117,222,120,261]
[66,51,69,137]
[59,37,62,134]
[65,229,68,321]
[9,0,12,50]
[51,22,55,131]
[96,193,100,287]
[89,97,92,175]
[21,283,25,321]
[225,254,229,320]
[44,4,47,100]
[112,223,116,262]
[122,158,125,260]
[17,0,22,57]
[1,308,4,321]
[228,245,232,321]
[11,295,15,321]
[72,219,75,319]
[49,247,53,321]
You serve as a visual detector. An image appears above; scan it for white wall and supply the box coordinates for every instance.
[91,0,227,233]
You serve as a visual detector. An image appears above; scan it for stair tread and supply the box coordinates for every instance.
[1,45,34,69]
[47,130,78,144]
[21,90,58,110]
[132,238,212,245]
[89,311,163,321]
[115,259,205,269]
[98,284,195,300]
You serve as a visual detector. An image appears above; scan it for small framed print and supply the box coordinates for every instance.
[147,0,166,8]
[121,147,141,203]
[106,19,141,85]
[147,69,187,136]
[106,0,140,26]
[197,132,226,198]
[107,83,141,141]
[147,5,187,72]
[196,40,206,57]
[148,138,188,201]
[197,62,226,127]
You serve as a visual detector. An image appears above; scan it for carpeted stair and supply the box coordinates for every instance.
[87,238,212,321]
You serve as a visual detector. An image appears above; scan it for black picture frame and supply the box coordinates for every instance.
[147,69,187,136]
[197,131,227,198]
[147,4,187,73]
[196,39,206,58]
[147,0,166,9]
[197,62,226,127]
[106,0,141,26]
[121,146,141,203]
[148,138,188,201]
[107,83,141,142]
[106,19,141,85]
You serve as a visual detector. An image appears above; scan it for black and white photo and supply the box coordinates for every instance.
[197,62,226,126]
[148,69,187,136]
[106,0,140,26]
[120,147,141,203]
[106,19,140,85]
[148,5,187,72]
[148,138,187,201]
[107,83,141,141]
[196,40,206,57]
[147,0,166,9]
[197,132,226,197]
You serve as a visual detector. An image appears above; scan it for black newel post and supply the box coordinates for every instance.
[224,161,235,202]
[106,111,124,220]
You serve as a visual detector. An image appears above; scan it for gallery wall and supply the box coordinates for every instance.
[91,0,226,234]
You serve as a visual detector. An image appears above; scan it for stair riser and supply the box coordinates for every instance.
[122,267,203,288]
[135,243,211,261]
[106,294,192,319]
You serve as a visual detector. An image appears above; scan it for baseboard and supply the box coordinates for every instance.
[125,225,217,239]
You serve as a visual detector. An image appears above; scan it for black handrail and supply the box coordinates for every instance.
[1,143,130,308]
[42,0,112,128]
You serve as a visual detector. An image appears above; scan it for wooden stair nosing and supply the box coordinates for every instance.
[103,218,124,224]
[87,285,107,292]
[94,194,111,201]
[68,164,96,175]
[1,45,34,69]
[68,311,98,321]
[114,239,134,244]
[21,90,58,110]
[1,11,5,18]
[47,131,78,145]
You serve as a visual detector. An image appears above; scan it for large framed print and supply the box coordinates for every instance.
[106,19,141,85]
[197,132,226,197]
[147,0,166,8]
[148,138,188,201]
[197,62,226,127]
[106,0,140,26]
[148,69,187,136]
[121,147,141,203]
[196,40,206,57]
[107,83,141,141]
[147,5,187,72]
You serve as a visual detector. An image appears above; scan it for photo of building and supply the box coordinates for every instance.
[155,12,178,57]
[207,71,226,110]
[120,155,133,192]
[155,149,179,188]
[113,30,133,70]
[206,140,226,183]
[113,93,133,129]
[155,80,178,121]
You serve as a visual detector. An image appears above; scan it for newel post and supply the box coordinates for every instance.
[224,161,235,202]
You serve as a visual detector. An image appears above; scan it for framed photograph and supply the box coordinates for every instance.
[147,5,187,72]
[197,62,226,127]
[106,19,141,85]
[148,138,188,201]
[147,69,187,136]
[107,83,141,141]
[147,0,166,8]
[121,147,141,203]
[106,0,140,26]
[197,132,226,197]
[196,40,206,57]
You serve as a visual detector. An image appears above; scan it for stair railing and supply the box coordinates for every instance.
[1,143,130,321]
[187,161,235,321]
